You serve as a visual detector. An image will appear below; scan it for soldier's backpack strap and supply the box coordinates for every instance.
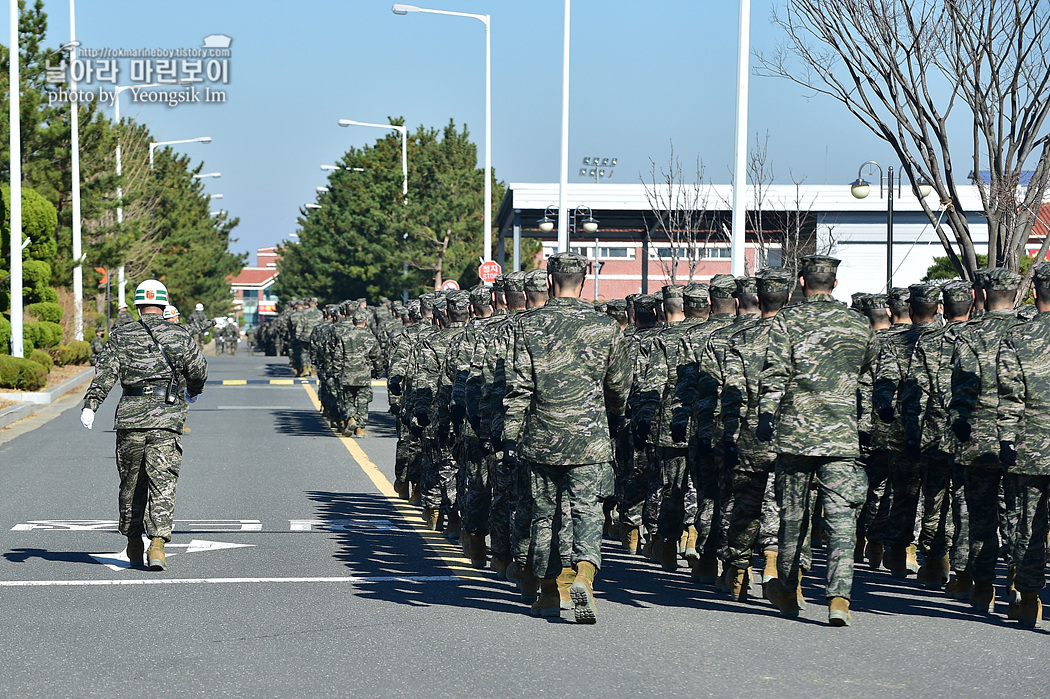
[139,318,180,404]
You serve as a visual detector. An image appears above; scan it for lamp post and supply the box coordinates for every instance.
[9,0,23,356]
[338,119,407,202]
[149,136,212,169]
[729,0,751,277]
[69,0,85,340]
[559,0,571,253]
[393,3,492,262]
[579,156,617,183]
[850,160,933,291]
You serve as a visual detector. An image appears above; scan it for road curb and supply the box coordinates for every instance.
[0,366,94,429]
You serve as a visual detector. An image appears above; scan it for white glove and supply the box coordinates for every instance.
[184,389,198,404]
[80,408,95,430]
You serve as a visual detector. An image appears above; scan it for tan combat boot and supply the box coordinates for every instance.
[532,578,561,618]
[1019,590,1043,629]
[466,534,487,570]
[766,576,800,618]
[864,540,884,570]
[556,567,576,611]
[970,581,996,614]
[621,526,640,556]
[693,554,719,585]
[519,564,539,605]
[683,526,699,564]
[678,530,689,557]
[945,570,973,600]
[570,561,598,624]
[725,564,751,602]
[762,551,778,584]
[658,539,679,572]
[341,419,357,438]
[394,480,411,501]
[354,427,366,438]
[920,555,950,590]
[408,482,422,506]
[828,597,852,627]
[1006,565,1022,620]
[795,568,807,609]
[905,544,919,575]
[885,547,909,578]
[444,511,462,541]
[423,507,441,531]
[853,537,866,566]
[147,538,166,571]
[505,560,521,583]
[490,557,510,578]
[126,535,144,567]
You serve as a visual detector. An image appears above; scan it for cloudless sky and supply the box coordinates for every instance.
[8,0,902,263]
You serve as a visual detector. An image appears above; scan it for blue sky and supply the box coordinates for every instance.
[10,0,899,263]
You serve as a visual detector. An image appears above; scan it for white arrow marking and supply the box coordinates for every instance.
[89,539,255,572]
[289,519,405,532]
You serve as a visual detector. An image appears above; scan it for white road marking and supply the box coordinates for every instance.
[0,575,462,587]
[88,539,257,571]
[11,519,262,532]
[215,406,297,410]
[289,519,405,532]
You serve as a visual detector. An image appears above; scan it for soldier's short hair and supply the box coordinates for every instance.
[984,267,1022,291]
[1034,263,1050,292]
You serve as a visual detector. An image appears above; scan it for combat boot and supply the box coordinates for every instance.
[556,567,576,611]
[354,427,366,438]
[766,577,800,618]
[1019,590,1043,629]
[490,557,510,578]
[678,530,688,557]
[607,506,621,539]
[570,561,598,624]
[505,560,521,583]
[341,419,357,438]
[945,570,973,600]
[970,581,996,614]
[692,554,719,585]
[147,538,166,571]
[621,526,640,556]
[725,564,750,602]
[885,547,909,578]
[519,564,539,605]
[919,555,950,590]
[466,534,487,569]
[532,579,561,618]
[444,511,462,541]
[423,507,441,531]
[1006,566,1022,620]
[408,482,422,506]
[864,540,884,570]
[683,526,699,564]
[394,480,410,500]
[853,537,866,566]
[658,539,679,572]
[828,597,852,627]
[762,551,778,584]
[126,535,144,567]
[905,544,919,575]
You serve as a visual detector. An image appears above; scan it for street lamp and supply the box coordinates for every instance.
[209,194,224,200]
[321,164,365,172]
[537,205,598,245]
[850,160,933,291]
[392,3,492,262]
[304,204,322,210]
[193,172,221,179]
[338,119,407,202]
[579,156,617,183]
[537,205,557,233]
[149,136,212,169]
[316,187,329,193]
[9,0,24,356]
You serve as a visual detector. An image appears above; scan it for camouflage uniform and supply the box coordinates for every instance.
[89,334,106,366]
[83,314,208,543]
[758,257,875,601]
[332,310,381,430]
[856,294,895,553]
[291,302,323,376]
[504,257,631,579]
[388,304,424,488]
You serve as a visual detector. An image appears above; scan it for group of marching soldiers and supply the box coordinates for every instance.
[277,258,1050,628]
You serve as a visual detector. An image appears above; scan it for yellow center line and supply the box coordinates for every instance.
[299,383,483,580]
[269,379,295,385]
[221,379,248,385]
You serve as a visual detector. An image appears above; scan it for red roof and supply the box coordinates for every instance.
[228,267,278,288]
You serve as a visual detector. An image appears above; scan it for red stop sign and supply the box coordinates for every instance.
[479,260,502,283]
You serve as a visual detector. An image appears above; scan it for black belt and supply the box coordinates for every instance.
[122,382,169,397]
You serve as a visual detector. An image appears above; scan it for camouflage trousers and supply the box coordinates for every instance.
[290,340,310,375]
[949,463,970,571]
[616,434,650,529]
[529,461,610,579]
[421,438,457,514]
[458,436,492,537]
[651,447,689,542]
[1004,474,1049,593]
[691,442,724,557]
[916,450,953,560]
[338,384,372,428]
[115,429,182,543]
[858,449,891,547]
[964,465,1009,584]
[394,421,422,486]
[512,458,571,569]
[723,449,780,569]
[488,448,514,560]
[886,450,923,550]
[776,454,867,600]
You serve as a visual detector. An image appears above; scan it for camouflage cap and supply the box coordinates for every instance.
[432,295,448,312]
[546,252,588,274]
[889,287,911,309]
[524,269,548,292]
[446,290,471,312]
[851,292,869,310]
[800,255,841,275]
[420,293,438,312]
[908,283,940,304]
[606,298,627,313]
[1018,304,1038,321]
[625,293,641,306]
[633,294,659,313]
[594,302,608,313]
[492,274,507,292]
[662,284,685,300]
[1034,263,1050,287]
[757,268,793,294]
[734,276,758,296]
[941,279,973,303]
[972,267,994,289]
[709,274,737,299]
[984,267,1022,290]
[864,293,890,311]
[352,309,370,323]
[683,282,710,308]
[504,271,527,292]
[407,300,422,320]
[470,285,493,307]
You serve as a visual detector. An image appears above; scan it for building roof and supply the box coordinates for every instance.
[229,267,278,289]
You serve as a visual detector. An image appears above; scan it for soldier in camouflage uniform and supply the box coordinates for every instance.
[223,319,240,356]
[721,269,793,601]
[80,280,208,571]
[290,298,323,376]
[949,267,1023,614]
[878,286,939,578]
[996,263,1050,628]
[504,253,631,623]
[187,303,211,351]
[900,280,974,594]
[672,274,738,582]
[758,256,875,627]
[388,300,423,498]
[332,308,381,437]
[90,329,106,366]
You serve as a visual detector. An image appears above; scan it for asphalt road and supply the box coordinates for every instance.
[0,353,1046,698]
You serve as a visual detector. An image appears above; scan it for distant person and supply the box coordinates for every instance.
[89,329,106,366]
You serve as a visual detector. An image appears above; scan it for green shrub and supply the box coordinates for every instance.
[29,348,53,372]
[0,355,48,391]
[25,301,63,324]
[23,321,63,349]
[51,340,91,366]
[0,315,10,353]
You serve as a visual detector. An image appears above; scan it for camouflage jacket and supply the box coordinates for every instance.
[331,322,381,386]
[758,294,876,458]
[387,323,423,409]
[900,320,966,452]
[997,312,1050,475]
[504,297,631,465]
[950,309,1020,467]
[696,315,761,448]
[449,315,501,437]
[670,313,736,440]
[470,309,520,442]
[722,316,778,459]
[412,322,467,435]
[873,321,935,451]
[83,314,208,433]
[634,319,700,447]
[187,310,211,335]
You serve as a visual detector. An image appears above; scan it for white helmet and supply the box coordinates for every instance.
[195,303,204,311]
[134,279,168,307]
[163,304,180,320]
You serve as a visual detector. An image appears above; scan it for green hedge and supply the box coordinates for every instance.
[51,340,91,366]
[29,348,53,372]
[25,301,63,324]
[0,315,9,352]
[0,355,48,391]
[23,321,63,349]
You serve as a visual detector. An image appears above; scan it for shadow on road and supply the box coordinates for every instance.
[3,548,101,567]
[272,407,336,438]
[364,409,399,441]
